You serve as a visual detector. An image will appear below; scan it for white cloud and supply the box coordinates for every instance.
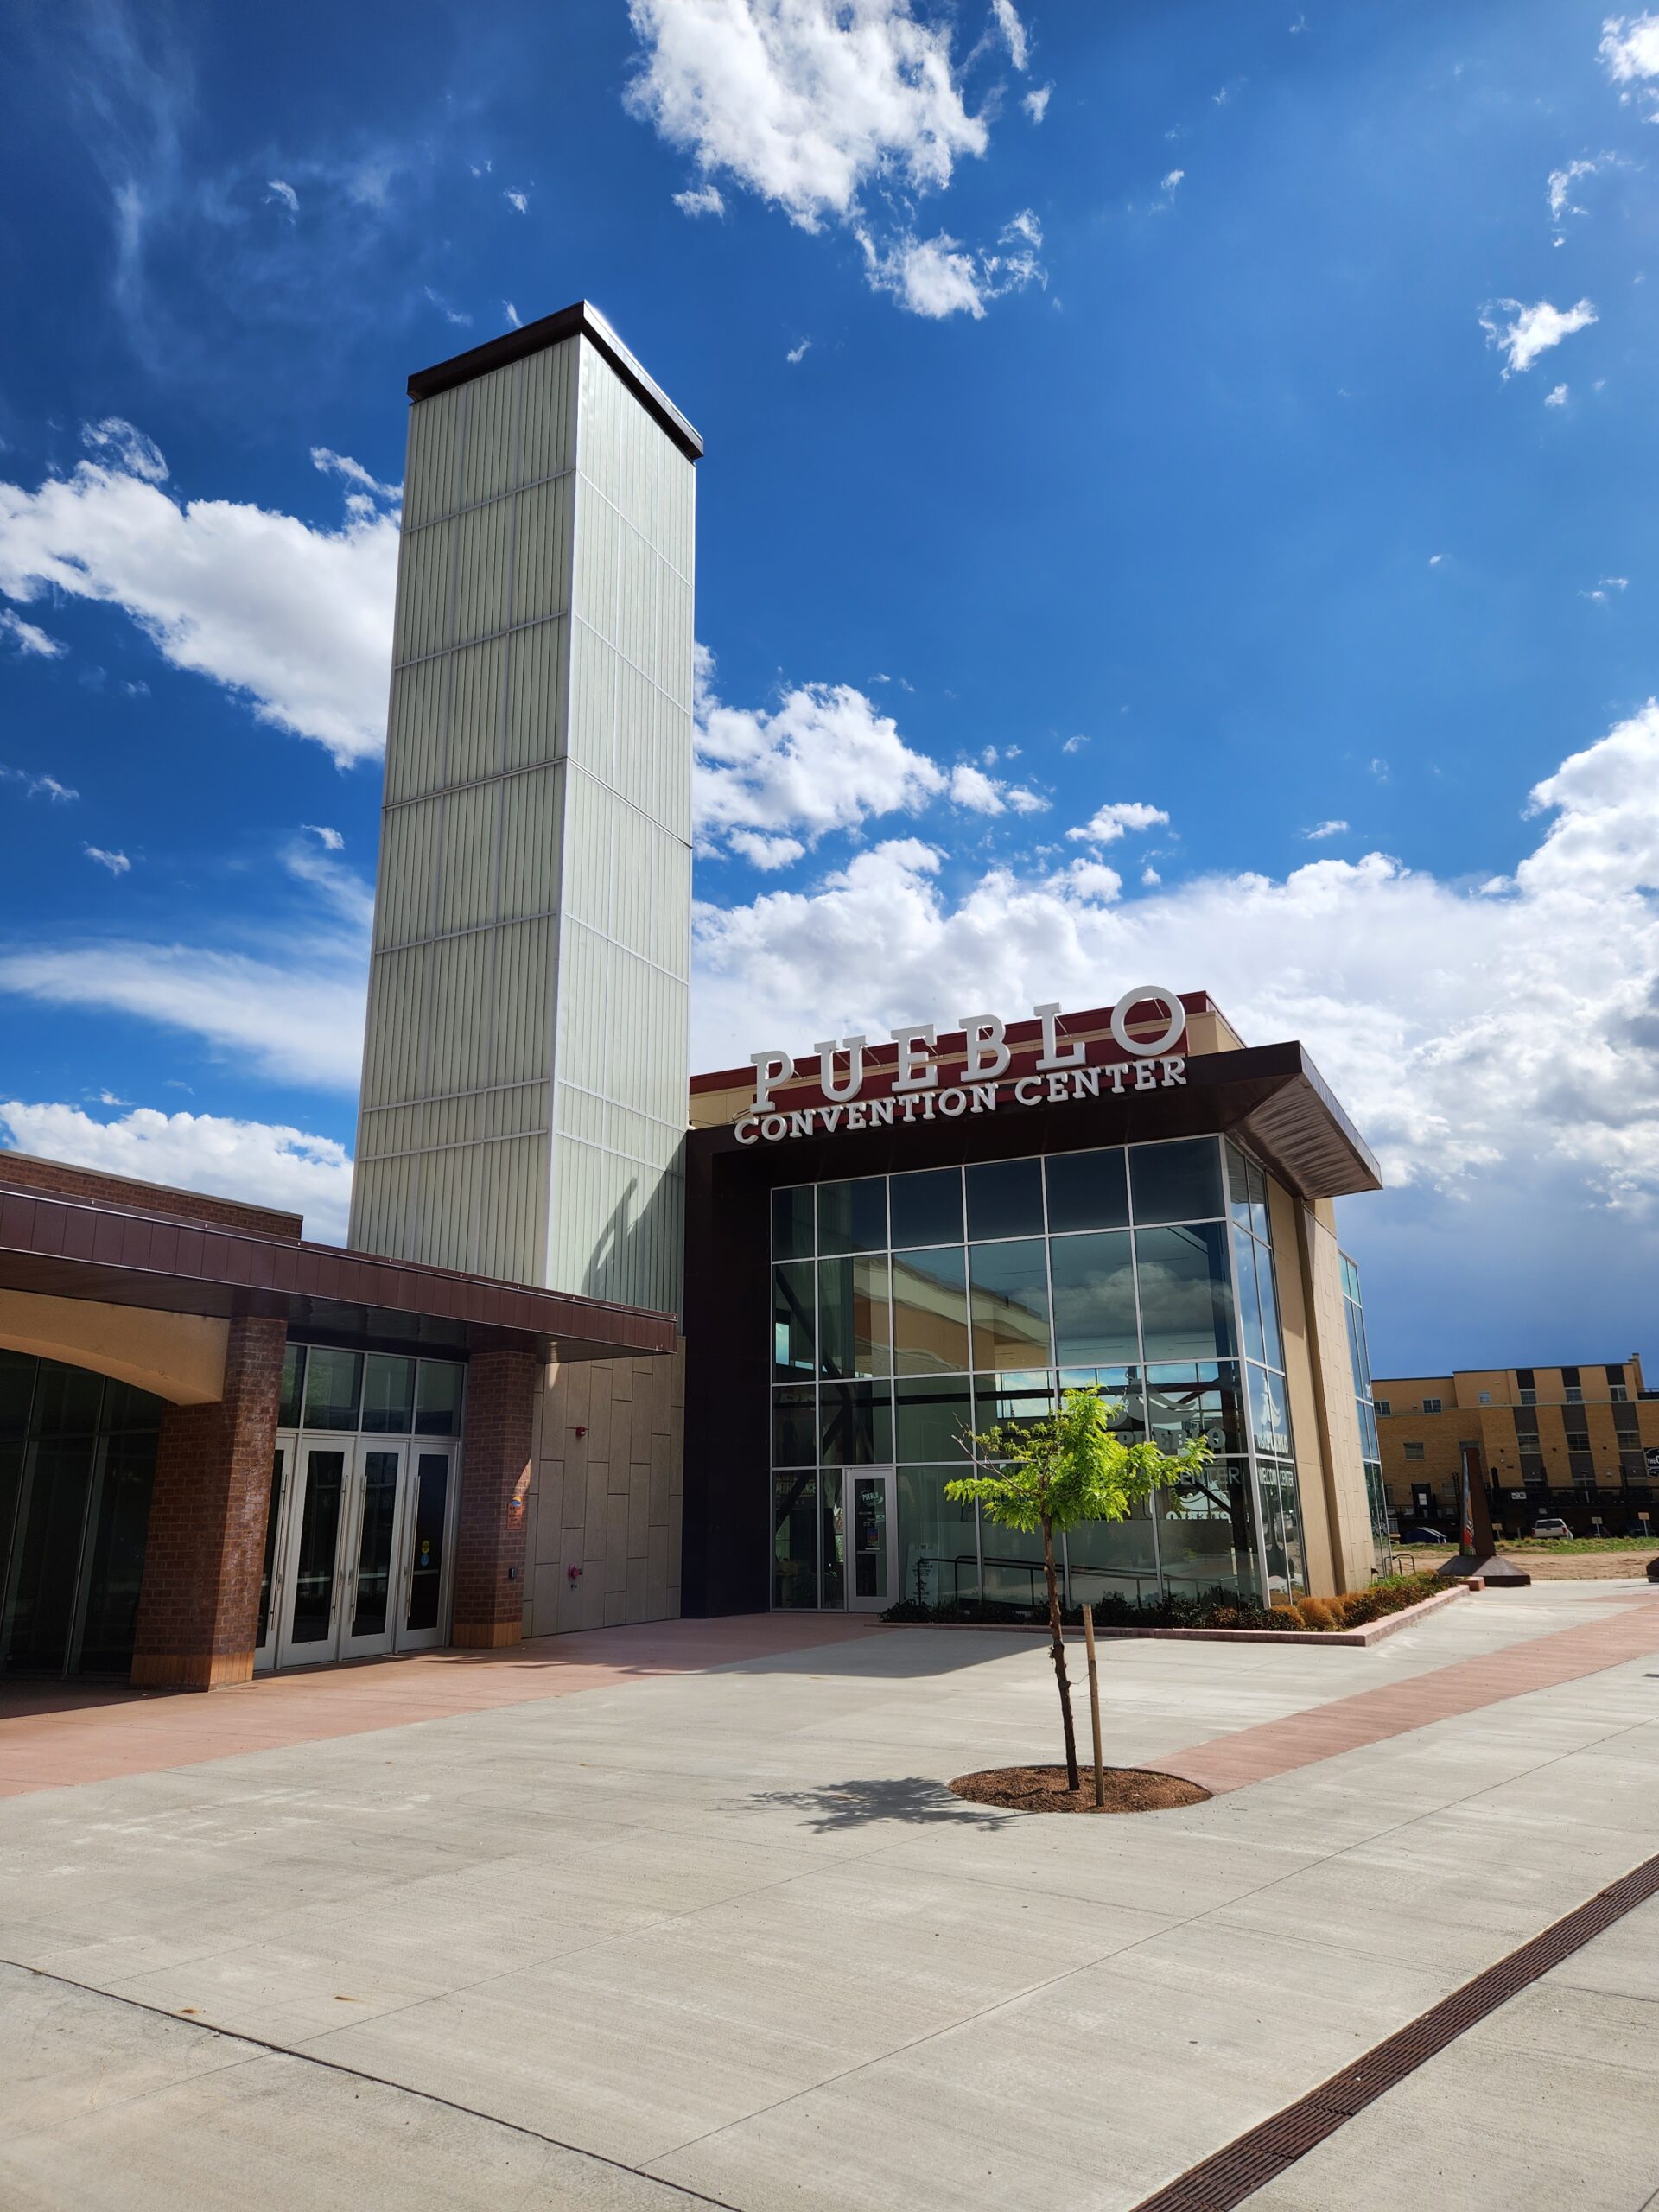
[80,417,168,483]
[1160,168,1184,194]
[504,301,523,328]
[626,0,989,231]
[83,845,130,875]
[990,0,1030,71]
[0,425,398,765]
[694,651,1045,854]
[1428,553,1444,565]
[302,822,345,850]
[0,607,66,658]
[785,336,812,363]
[0,1103,353,1243]
[1141,864,1161,886]
[1,766,78,803]
[1023,85,1051,122]
[1304,819,1350,840]
[265,178,299,216]
[1599,13,1659,81]
[1545,381,1569,406]
[1067,799,1171,843]
[1583,575,1630,601]
[504,188,530,213]
[626,1,1042,318]
[1061,733,1088,753]
[690,699,1659,1227]
[423,286,471,327]
[857,207,1044,318]
[1479,297,1597,378]
[1548,154,1618,230]
[309,448,399,502]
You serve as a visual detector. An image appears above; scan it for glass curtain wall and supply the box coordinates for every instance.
[1340,1252,1391,1572]
[770,1135,1307,1611]
[0,1351,165,1677]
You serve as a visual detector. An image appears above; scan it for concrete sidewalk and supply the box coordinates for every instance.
[3,1586,1657,2212]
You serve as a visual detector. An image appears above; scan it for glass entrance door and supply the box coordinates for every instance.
[847,1469,896,1612]
[339,1446,405,1660]
[253,1443,290,1675]
[396,1448,454,1650]
[276,1444,349,1667]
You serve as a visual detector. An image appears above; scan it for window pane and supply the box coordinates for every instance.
[414,1361,464,1437]
[817,1255,891,1378]
[1255,1239,1283,1369]
[821,1470,846,1608]
[101,1381,165,1433]
[772,1185,814,1260]
[772,1471,817,1608]
[302,1348,362,1432]
[772,1261,816,1380]
[1145,1362,1246,1457]
[1259,1461,1306,1597]
[32,1363,105,1437]
[1248,1362,1292,1457]
[817,1176,887,1255]
[1135,1224,1237,1363]
[361,1354,415,1434]
[892,1246,970,1376]
[980,1515,1047,1609]
[820,1381,892,1466]
[1129,1137,1224,1225]
[968,1239,1051,1370]
[1247,1157,1271,1240]
[965,1157,1044,1241]
[1156,1459,1262,1604]
[279,1343,305,1429]
[1050,1230,1139,1367]
[1044,1147,1129,1233]
[973,1371,1057,1433]
[889,1166,963,1249]
[1225,1143,1254,1232]
[894,1377,973,1463]
[72,1433,156,1676]
[897,1466,978,1609]
[772,1384,817,1466]
[1065,1505,1160,1609]
[1232,1227,1266,1365]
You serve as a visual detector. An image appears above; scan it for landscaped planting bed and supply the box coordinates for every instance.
[884,1569,1455,1636]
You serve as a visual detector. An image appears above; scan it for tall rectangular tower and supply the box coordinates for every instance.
[349,302,698,1313]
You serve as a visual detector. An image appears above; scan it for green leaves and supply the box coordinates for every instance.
[944,1384,1211,1538]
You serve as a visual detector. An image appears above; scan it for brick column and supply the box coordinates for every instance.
[451,1347,539,1649]
[130,1315,286,1689]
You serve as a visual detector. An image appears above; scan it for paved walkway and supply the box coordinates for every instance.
[2,1583,1656,2212]
[0,1614,895,1798]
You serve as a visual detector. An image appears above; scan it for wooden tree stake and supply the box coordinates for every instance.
[1082,1602,1105,1808]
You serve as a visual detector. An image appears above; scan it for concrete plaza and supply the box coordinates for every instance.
[2,1586,1657,2212]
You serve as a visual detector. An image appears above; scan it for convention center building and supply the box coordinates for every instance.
[0,304,1391,1687]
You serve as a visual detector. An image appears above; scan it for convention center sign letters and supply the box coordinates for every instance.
[734,988,1190,1146]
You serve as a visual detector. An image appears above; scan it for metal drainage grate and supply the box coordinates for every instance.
[1132,1850,1659,2212]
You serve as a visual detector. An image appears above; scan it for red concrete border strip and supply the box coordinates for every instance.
[1162,1593,1659,1795]
[0,1615,897,1799]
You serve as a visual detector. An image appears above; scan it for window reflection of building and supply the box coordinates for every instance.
[766,1135,1310,1610]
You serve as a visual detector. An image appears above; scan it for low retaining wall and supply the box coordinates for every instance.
[887,1583,1470,1648]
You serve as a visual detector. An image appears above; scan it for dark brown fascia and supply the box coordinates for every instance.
[0,1185,676,1363]
[407,299,703,462]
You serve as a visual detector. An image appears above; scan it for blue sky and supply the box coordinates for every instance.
[2,0,1657,1376]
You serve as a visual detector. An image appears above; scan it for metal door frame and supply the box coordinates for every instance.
[392,1442,459,1653]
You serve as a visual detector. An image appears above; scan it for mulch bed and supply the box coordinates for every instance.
[949,1764,1211,1815]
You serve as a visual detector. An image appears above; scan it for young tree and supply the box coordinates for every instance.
[946,1385,1211,1790]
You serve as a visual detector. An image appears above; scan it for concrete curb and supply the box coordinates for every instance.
[885,1584,1470,1648]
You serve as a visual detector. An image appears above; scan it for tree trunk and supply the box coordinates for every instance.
[1041,1514,1080,1791]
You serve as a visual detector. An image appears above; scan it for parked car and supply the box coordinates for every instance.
[1400,1526,1452,1545]
[1531,1516,1573,1540]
